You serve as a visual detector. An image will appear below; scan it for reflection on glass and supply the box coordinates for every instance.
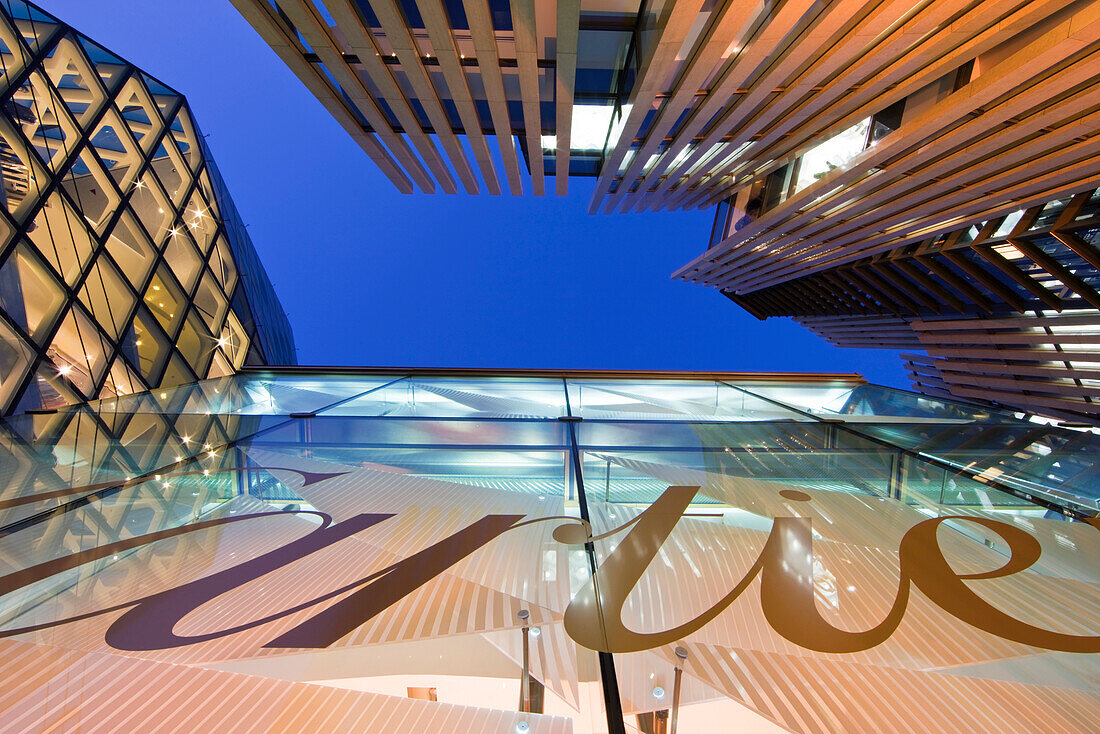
[793,117,870,194]
[0,371,1094,733]
[567,378,808,421]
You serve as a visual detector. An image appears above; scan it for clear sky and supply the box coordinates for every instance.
[42,0,910,386]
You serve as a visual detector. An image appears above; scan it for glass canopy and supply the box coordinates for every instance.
[0,370,1095,732]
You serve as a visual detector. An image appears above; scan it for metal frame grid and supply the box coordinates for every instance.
[0,0,294,416]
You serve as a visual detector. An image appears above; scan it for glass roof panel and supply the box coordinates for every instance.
[567,378,809,421]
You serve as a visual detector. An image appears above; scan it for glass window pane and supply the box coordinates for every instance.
[47,304,112,397]
[121,307,167,382]
[105,210,157,286]
[143,267,184,337]
[567,378,809,421]
[0,373,1095,734]
[192,270,228,333]
[0,313,34,406]
[0,242,65,342]
[323,377,568,418]
[27,190,97,285]
[79,257,134,339]
[162,227,202,292]
[129,168,173,243]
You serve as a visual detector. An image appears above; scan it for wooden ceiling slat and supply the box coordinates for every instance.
[1010,236,1100,310]
[940,251,1029,313]
[463,0,525,194]
[971,244,1063,311]
[415,0,504,193]
[231,0,417,192]
[510,0,546,195]
[554,0,579,195]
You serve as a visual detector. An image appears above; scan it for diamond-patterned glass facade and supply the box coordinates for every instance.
[0,0,294,416]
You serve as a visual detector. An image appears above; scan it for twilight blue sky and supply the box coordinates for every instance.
[43,0,908,386]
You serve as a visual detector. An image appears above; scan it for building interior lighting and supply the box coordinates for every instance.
[569,104,632,151]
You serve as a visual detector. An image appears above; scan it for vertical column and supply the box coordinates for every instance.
[560,377,626,734]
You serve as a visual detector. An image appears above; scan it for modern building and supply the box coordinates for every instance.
[236,0,1100,424]
[0,4,1094,734]
[0,0,295,417]
[0,368,1095,733]
[701,187,1100,424]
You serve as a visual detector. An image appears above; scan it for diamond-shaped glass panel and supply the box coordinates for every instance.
[167,109,201,173]
[0,313,34,408]
[115,76,164,155]
[121,308,167,383]
[0,15,33,89]
[0,241,65,343]
[27,190,97,286]
[76,35,128,93]
[100,353,145,399]
[149,137,191,206]
[48,304,113,398]
[129,168,172,243]
[60,144,123,233]
[209,234,237,293]
[0,113,50,222]
[140,72,180,121]
[25,363,78,410]
[220,311,249,369]
[45,36,106,126]
[90,108,142,187]
[183,189,215,254]
[163,227,202,293]
[206,348,233,379]
[21,71,83,171]
[195,169,221,219]
[192,271,228,333]
[3,1,60,56]
[159,352,196,390]
[79,258,135,339]
[143,267,185,337]
[176,308,214,377]
[105,209,156,286]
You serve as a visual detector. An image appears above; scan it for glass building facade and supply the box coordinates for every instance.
[0,1,295,417]
[0,369,1095,732]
